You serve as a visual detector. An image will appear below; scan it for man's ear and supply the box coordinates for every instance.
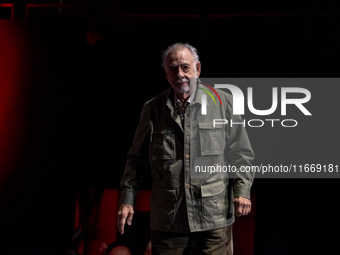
[196,62,201,77]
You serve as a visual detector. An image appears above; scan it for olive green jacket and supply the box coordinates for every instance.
[119,82,255,232]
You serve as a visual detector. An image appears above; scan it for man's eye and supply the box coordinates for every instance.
[182,65,190,72]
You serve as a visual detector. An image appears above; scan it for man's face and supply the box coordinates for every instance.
[163,47,201,96]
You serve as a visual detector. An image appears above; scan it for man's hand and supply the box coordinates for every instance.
[233,196,251,217]
[117,203,134,235]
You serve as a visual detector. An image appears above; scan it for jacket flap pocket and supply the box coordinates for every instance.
[198,121,224,156]
[152,127,176,160]
[201,180,226,198]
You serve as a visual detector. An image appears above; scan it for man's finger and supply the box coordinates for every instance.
[127,210,134,226]
[233,199,243,216]
[117,206,127,235]
[245,203,251,215]
[118,212,127,235]
[237,202,245,216]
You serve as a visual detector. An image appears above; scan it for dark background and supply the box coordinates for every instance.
[0,1,339,254]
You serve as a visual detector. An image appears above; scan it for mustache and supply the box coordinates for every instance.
[175,78,190,84]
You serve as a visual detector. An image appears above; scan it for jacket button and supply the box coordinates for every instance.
[185,154,190,159]
[186,184,190,189]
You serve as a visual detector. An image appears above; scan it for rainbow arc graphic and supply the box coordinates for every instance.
[197,81,222,106]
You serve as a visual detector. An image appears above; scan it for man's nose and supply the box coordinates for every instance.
[177,67,185,78]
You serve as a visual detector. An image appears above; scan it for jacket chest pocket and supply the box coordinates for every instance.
[198,121,224,156]
[152,128,176,160]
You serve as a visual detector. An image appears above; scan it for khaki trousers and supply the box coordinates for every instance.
[151,225,233,255]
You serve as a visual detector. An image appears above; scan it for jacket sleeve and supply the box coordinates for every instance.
[118,103,151,205]
[224,95,255,200]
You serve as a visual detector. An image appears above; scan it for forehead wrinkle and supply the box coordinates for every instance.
[170,62,190,68]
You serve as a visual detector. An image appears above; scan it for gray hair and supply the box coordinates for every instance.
[161,43,200,67]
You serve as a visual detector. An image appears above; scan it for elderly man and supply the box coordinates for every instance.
[117,43,254,254]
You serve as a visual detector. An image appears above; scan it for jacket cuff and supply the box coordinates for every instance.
[233,183,251,200]
[118,189,135,205]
